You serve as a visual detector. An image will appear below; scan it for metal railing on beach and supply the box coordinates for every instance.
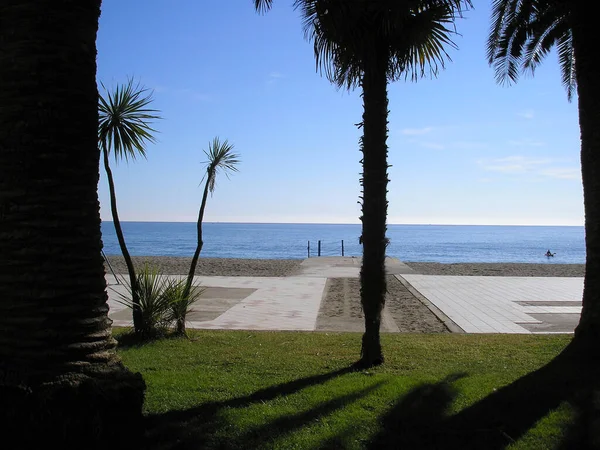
[307,240,347,258]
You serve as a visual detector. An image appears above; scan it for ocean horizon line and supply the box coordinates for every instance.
[100,220,584,228]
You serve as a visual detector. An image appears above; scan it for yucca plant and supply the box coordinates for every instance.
[117,263,172,338]
[163,278,204,336]
[184,137,240,298]
[98,79,161,335]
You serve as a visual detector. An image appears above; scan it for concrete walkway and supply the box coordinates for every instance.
[107,257,584,334]
[295,256,415,277]
[398,274,583,334]
[107,275,326,331]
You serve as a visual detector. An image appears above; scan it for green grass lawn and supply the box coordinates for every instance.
[115,330,598,449]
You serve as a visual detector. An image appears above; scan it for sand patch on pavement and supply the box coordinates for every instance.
[316,276,449,333]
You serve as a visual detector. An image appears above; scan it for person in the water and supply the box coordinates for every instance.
[545,250,555,257]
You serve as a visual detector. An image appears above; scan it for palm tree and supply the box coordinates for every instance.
[98,80,161,335]
[255,0,471,367]
[488,0,600,351]
[0,1,145,446]
[184,137,240,297]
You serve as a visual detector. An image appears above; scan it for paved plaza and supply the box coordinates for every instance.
[108,275,326,331]
[107,257,584,334]
[399,275,583,334]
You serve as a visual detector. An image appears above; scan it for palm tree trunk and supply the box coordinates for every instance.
[358,44,390,367]
[0,1,145,446]
[102,146,142,333]
[571,2,600,352]
[185,172,212,297]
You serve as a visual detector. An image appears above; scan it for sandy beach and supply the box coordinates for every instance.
[405,262,585,277]
[104,255,584,278]
[104,255,303,277]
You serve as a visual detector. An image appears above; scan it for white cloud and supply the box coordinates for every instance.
[508,138,545,147]
[401,127,434,136]
[479,156,551,173]
[267,72,285,84]
[451,141,489,150]
[518,109,535,119]
[478,156,580,181]
[540,168,580,180]
[418,141,445,150]
[154,86,210,102]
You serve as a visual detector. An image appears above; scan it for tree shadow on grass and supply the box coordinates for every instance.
[364,341,600,449]
[144,364,377,449]
[141,341,600,449]
[316,372,467,450]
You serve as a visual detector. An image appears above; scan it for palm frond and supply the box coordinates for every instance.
[522,18,563,75]
[487,0,574,99]
[98,78,162,162]
[201,137,240,194]
[488,0,534,85]
[254,0,273,14]
[556,30,576,102]
[389,4,459,82]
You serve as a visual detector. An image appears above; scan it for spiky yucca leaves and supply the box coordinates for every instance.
[98,79,160,160]
[117,267,204,338]
[487,0,574,100]
[117,263,172,338]
[98,80,161,335]
[203,137,241,195]
[184,138,240,297]
[255,0,470,367]
[163,278,204,336]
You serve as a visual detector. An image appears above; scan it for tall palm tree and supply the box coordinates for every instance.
[0,1,145,446]
[488,0,600,351]
[255,0,470,367]
[98,80,161,335]
[184,137,240,297]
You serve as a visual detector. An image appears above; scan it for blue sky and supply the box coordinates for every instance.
[97,1,582,226]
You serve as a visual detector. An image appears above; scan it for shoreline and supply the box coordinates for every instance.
[103,255,585,278]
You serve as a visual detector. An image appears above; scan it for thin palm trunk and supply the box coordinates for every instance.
[102,146,142,332]
[0,0,145,445]
[359,44,390,367]
[571,2,600,351]
[185,171,212,297]
[176,317,186,335]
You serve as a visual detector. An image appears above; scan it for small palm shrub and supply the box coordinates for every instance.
[118,264,203,338]
[118,263,172,338]
[163,277,204,336]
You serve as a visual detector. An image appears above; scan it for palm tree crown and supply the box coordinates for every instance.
[487,0,575,100]
[98,78,161,160]
[298,0,470,89]
[203,137,240,194]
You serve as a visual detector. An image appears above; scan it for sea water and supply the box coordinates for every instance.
[100,222,585,264]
